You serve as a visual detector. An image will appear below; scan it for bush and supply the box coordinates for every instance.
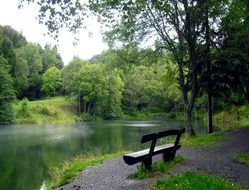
[80,113,99,121]
[0,102,15,124]
[166,112,176,119]
[19,98,30,117]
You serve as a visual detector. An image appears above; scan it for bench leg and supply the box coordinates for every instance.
[162,150,176,162]
[142,157,152,170]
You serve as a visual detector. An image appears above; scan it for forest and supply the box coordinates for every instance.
[1,0,249,136]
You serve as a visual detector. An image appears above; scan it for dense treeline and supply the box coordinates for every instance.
[0,25,63,124]
[62,51,181,119]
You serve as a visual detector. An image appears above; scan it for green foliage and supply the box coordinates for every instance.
[0,56,15,124]
[104,70,124,119]
[61,57,85,95]
[0,102,15,125]
[0,56,15,101]
[166,112,177,119]
[128,157,184,180]
[79,113,99,121]
[42,66,62,96]
[1,25,26,48]
[62,58,124,119]
[15,42,43,99]
[233,152,249,166]
[61,53,183,119]
[18,98,30,117]
[36,104,58,117]
[42,44,63,72]
[214,105,249,130]
[123,64,181,112]
[14,51,29,97]
[47,152,125,189]
[0,25,64,100]
[72,63,108,115]
[155,172,243,190]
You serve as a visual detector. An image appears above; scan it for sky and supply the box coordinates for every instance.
[0,0,108,64]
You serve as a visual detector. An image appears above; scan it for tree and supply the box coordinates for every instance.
[73,64,109,115]
[41,44,64,72]
[62,58,124,118]
[0,56,15,124]
[0,37,16,75]
[14,50,29,98]
[215,0,249,103]
[62,57,88,95]
[17,43,43,99]
[42,66,62,96]
[104,69,124,119]
[1,25,27,48]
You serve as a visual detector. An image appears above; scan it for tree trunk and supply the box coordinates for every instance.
[207,89,213,133]
[78,96,82,113]
[205,1,213,133]
[83,101,86,114]
[87,102,92,113]
[185,107,195,136]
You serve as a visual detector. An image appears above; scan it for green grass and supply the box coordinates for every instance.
[13,96,79,124]
[128,157,184,179]
[233,152,249,166]
[181,132,228,147]
[158,131,227,148]
[154,172,245,190]
[46,152,126,189]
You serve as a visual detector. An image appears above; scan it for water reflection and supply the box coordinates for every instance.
[0,119,205,190]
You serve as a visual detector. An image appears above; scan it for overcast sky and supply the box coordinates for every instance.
[0,0,107,64]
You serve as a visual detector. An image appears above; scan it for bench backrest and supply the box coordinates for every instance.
[141,128,185,156]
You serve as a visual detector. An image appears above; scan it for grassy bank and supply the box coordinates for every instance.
[181,131,228,147]
[214,105,249,131]
[13,97,175,124]
[13,96,78,124]
[46,152,126,189]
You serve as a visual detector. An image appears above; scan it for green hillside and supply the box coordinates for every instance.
[13,97,78,124]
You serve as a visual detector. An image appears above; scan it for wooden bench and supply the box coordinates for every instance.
[123,128,185,169]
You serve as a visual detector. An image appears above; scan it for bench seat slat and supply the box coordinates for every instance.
[125,143,174,158]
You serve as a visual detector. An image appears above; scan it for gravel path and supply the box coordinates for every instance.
[58,128,249,190]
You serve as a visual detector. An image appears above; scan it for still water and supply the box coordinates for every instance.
[0,119,205,190]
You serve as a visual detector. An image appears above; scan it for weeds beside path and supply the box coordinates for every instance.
[57,128,249,190]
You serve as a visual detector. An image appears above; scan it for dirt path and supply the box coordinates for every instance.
[58,128,249,190]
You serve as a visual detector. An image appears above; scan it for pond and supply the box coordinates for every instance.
[0,119,205,190]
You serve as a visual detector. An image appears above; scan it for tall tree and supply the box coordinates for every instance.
[41,44,64,72]
[42,66,62,96]
[0,56,15,124]
[215,0,249,103]
[17,43,43,99]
